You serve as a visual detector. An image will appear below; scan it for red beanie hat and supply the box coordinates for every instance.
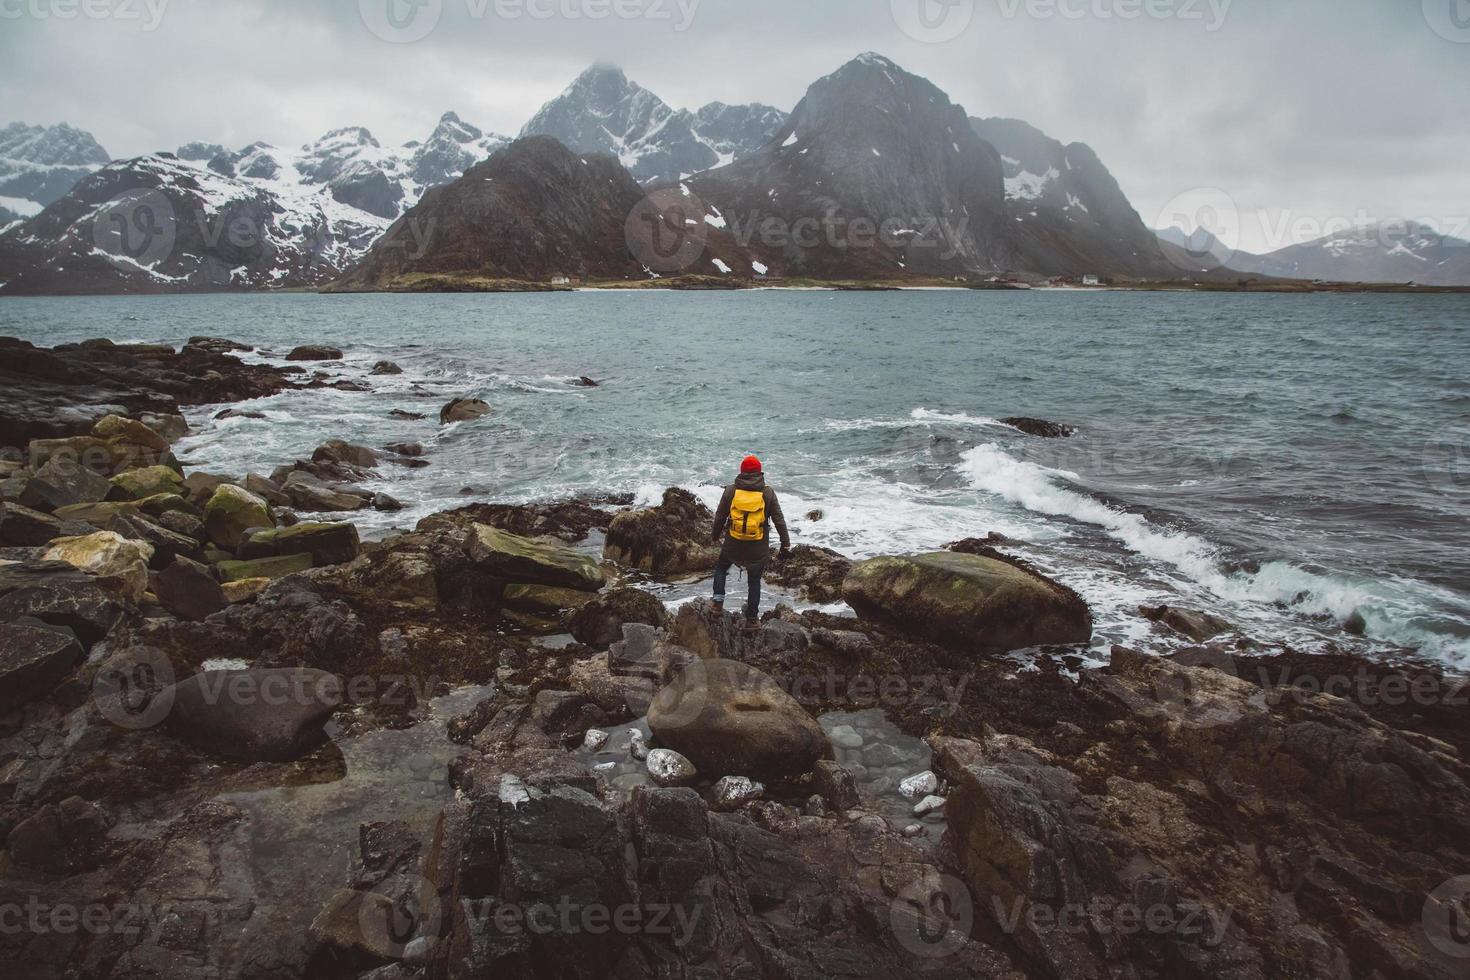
[740,455,762,474]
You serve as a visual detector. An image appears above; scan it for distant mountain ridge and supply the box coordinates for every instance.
[9,53,1462,292]
[519,63,787,184]
[0,112,511,293]
[0,122,111,226]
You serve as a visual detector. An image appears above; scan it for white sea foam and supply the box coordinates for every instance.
[958,443,1470,665]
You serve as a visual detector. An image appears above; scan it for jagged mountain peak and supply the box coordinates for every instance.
[520,62,787,184]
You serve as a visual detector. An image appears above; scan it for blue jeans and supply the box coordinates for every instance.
[713,560,763,618]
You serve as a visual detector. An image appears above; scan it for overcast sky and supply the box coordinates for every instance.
[3,0,1467,253]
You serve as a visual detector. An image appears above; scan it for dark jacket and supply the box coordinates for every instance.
[712,472,790,567]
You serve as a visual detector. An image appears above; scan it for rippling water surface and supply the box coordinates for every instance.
[4,289,1467,667]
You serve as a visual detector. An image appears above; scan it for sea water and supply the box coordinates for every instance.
[5,289,1467,668]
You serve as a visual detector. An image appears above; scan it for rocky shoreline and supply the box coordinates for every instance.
[1,337,1468,979]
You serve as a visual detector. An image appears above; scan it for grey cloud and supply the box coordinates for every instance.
[0,0,1465,253]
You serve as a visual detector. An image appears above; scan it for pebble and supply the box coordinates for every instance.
[912,795,946,817]
[711,775,765,810]
[903,824,925,838]
[583,729,609,752]
[827,725,864,749]
[647,748,698,787]
[628,728,650,761]
[899,770,939,800]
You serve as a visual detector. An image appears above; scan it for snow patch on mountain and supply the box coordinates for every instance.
[521,63,787,184]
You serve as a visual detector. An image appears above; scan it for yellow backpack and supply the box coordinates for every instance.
[728,488,767,542]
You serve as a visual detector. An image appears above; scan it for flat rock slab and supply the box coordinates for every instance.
[468,524,604,592]
[842,551,1092,652]
[163,667,344,762]
[0,577,123,646]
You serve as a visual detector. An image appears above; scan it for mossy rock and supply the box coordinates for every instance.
[136,493,195,518]
[52,501,141,524]
[467,524,605,592]
[502,583,597,617]
[93,415,170,452]
[841,552,1092,653]
[110,465,183,500]
[217,553,313,583]
[242,522,361,566]
[204,485,274,549]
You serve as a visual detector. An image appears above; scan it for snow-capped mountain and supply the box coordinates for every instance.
[0,122,111,227]
[1225,221,1470,285]
[0,113,510,293]
[685,53,1173,281]
[972,116,1167,276]
[520,63,786,184]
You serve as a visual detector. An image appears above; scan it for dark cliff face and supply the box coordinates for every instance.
[971,116,1173,278]
[333,137,652,288]
[687,53,1015,281]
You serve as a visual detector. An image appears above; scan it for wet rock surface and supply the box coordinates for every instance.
[603,487,719,577]
[1,344,1467,980]
[843,550,1093,652]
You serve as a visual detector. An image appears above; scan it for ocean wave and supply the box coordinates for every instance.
[821,407,1009,433]
[958,443,1470,665]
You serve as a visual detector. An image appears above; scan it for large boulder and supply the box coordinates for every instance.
[93,413,172,453]
[109,464,183,500]
[648,658,832,781]
[0,575,123,645]
[285,345,343,361]
[239,522,361,566]
[0,620,85,712]
[841,552,1092,652]
[163,667,344,761]
[281,472,371,513]
[42,530,154,601]
[502,583,596,617]
[217,553,313,582]
[153,557,228,622]
[567,587,671,649]
[0,501,63,546]
[603,488,719,578]
[104,512,199,568]
[18,455,114,511]
[312,439,378,469]
[765,544,853,603]
[440,397,490,424]
[203,484,274,549]
[467,524,605,592]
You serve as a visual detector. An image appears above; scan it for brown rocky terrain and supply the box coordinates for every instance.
[1,338,1467,980]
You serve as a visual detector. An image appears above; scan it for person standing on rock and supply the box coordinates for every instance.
[711,455,791,624]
